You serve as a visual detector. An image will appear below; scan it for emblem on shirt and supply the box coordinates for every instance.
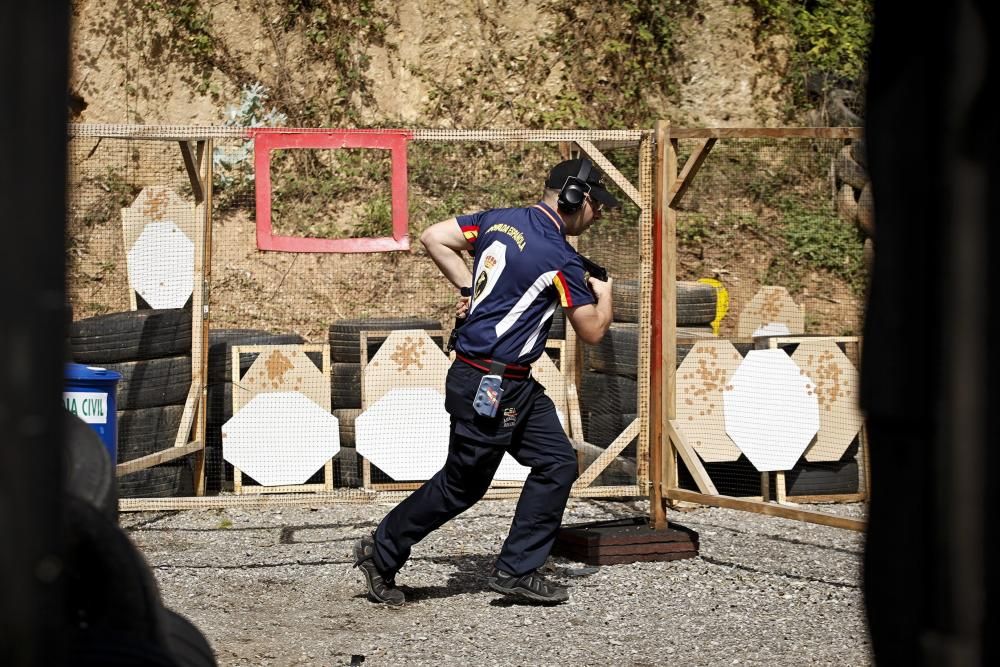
[484,255,497,269]
[474,270,488,299]
[502,406,518,428]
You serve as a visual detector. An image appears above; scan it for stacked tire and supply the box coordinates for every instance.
[68,308,194,498]
[580,280,719,485]
[204,329,305,492]
[328,317,443,486]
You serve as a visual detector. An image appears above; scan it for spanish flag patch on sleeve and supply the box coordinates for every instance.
[461,225,479,243]
[553,271,573,307]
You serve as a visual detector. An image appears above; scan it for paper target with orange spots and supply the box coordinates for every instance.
[791,340,863,462]
[675,340,744,463]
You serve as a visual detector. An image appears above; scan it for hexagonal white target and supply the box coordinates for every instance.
[356,388,529,482]
[126,221,194,309]
[222,392,340,486]
[723,349,819,472]
[790,340,863,462]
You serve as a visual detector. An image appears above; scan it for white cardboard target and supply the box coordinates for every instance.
[234,347,329,414]
[126,221,194,309]
[724,349,819,471]
[790,340,863,462]
[737,286,805,338]
[356,387,530,482]
[362,330,450,407]
[529,352,567,418]
[675,340,744,463]
[222,392,340,486]
[121,186,197,248]
[122,187,197,309]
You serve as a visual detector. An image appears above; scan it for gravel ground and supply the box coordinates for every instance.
[125,498,871,666]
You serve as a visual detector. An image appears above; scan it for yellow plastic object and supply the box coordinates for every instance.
[697,278,729,336]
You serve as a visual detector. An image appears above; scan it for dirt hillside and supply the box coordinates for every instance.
[70,0,790,127]
[68,1,866,338]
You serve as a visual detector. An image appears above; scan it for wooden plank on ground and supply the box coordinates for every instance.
[666,488,866,531]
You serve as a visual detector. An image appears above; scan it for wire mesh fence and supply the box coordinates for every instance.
[66,126,654,506]
[64,125,869,519]
[668,132,869,505]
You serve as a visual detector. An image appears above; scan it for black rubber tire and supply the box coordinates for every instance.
[336,445,361,488]
[836,145,869,190]
[676,281,718,326]
[608,279,718,325]
[207,329,305,383]
[611,279,640,323]
[116,404,192,498]
[101,355,192,410]
[330,363,362,409]
[333,408,362,448]
[850,137,867,168]
[328,317,443,363]
[579,371,637,414]
[118,461,193,499]
[64,411,117,523]
[786,438,861,495]
[69,308,192,363]
[785,459,859,495]
[585,324,639,378]
[678,456,763,498]
[204,382,233,493]
[163,608,217,667]
[117,405,186,461]
[63,495,174,664]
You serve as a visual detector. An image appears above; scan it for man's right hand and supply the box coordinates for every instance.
[588,276,612,303]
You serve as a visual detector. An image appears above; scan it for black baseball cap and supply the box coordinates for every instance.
[545,159,621,209]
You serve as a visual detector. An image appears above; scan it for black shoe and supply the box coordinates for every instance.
[488,567,569,604]
[353,535,405,606]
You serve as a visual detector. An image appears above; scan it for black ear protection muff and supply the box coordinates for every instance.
[557,159,593,213]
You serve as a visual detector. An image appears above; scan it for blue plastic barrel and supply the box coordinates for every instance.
[64,363,121,463]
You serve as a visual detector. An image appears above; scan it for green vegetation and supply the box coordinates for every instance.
[748,0,873,112]
[776,197,865,289]
[544,0,695,128]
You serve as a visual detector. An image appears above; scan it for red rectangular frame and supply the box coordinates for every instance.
[252,129,412,253]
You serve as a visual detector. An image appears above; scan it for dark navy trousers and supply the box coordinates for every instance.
[372,361,578,577]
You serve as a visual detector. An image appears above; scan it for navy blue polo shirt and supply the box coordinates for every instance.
[453,202,595,364]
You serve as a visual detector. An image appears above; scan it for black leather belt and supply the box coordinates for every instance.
[456,354,531,380]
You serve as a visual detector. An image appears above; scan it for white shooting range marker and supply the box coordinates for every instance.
[356,387,529,482]
[126,221,195,309]
[790,340,863,462]
[675,340,744,463]
[724,349,819,472]
[222,392,340,486]
[737,286,805,338]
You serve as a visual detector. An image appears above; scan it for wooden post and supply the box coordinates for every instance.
[190,139,211,496]
[650,120,677,529]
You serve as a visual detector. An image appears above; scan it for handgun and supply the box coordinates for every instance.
[579,254,608,282]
